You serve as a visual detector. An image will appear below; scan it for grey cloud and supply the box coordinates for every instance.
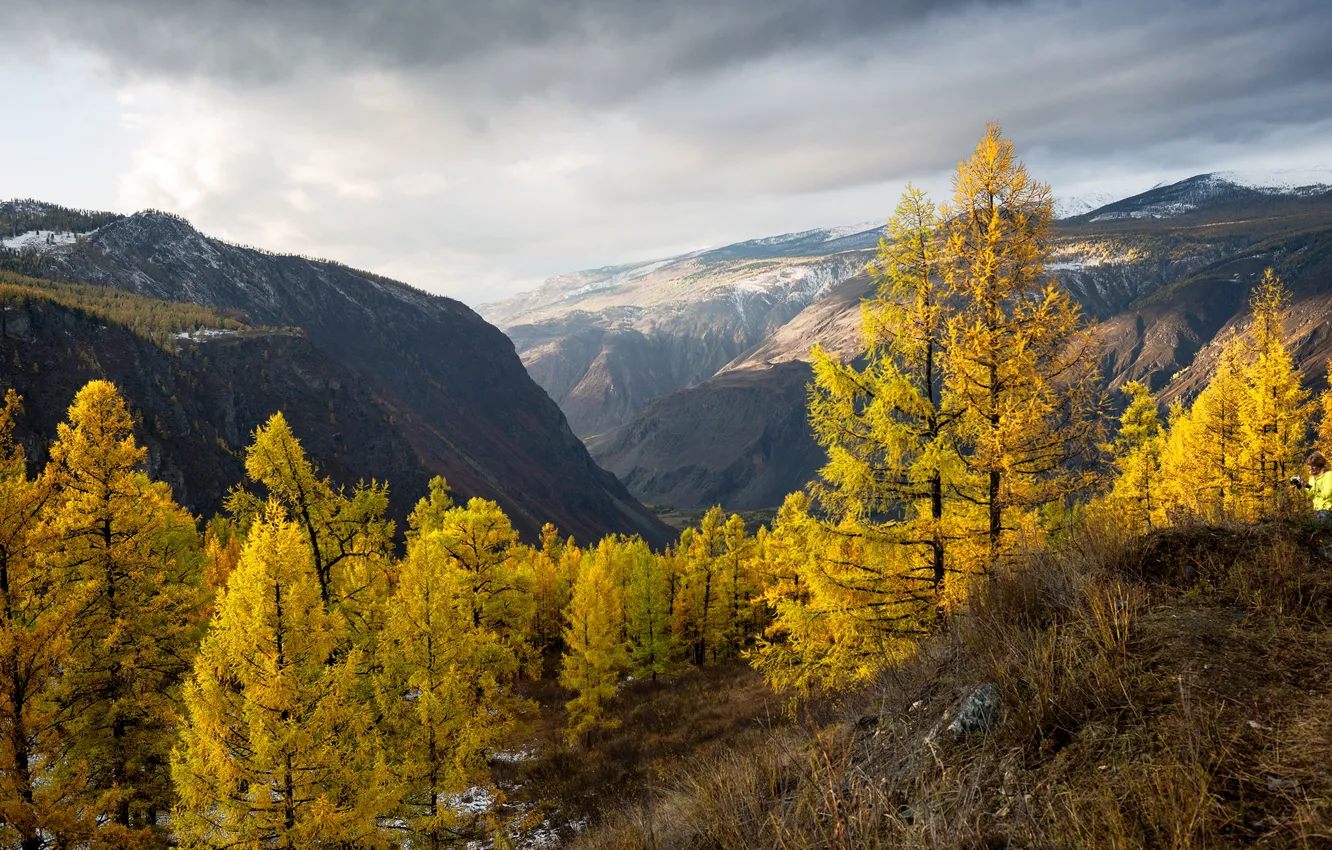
[3,0,1024,97]
[3,0,1330,305]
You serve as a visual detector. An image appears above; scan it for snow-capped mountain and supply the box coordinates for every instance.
[1078,169,1332,222]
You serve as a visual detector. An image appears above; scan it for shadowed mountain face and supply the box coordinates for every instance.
[1,296,431,525]
[507,174,1332,513]
[3,203,672,547]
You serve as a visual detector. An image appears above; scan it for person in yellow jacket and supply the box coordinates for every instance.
[1292,451,1332,521]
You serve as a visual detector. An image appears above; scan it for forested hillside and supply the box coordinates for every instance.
[5,126,1330,848]
[1,209,671,545]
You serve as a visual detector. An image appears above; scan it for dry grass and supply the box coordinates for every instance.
[572,518,1332,849]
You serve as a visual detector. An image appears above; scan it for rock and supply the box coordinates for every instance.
[946,683,1003,738]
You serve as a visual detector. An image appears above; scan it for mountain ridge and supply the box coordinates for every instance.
[1,201,674,547]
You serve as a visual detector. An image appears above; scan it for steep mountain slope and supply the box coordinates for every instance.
[587,361,819,511]
[0,286,430,523]
[582,174,1332,511]
[4,203,671,546]
[484,226,883,437]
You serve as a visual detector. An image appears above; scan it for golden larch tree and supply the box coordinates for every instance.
[39,380,201,834]
[1236,269,1309,517]
[376,491,527,848]
[941,124,1103,570]
[172,508,393,848]
[560,545,628,744]
[1103,381,1166,532]
[0,390,96,849]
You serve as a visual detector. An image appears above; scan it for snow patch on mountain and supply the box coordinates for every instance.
[1216,166,1332,193]
[1055,193,1118,220]
[1,229,80,251]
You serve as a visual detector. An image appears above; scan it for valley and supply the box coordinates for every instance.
[486,173,1332,512]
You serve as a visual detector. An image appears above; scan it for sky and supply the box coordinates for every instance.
[1,0,1330,306]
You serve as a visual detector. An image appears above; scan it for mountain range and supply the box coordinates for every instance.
[483,170,1332,512]
[0,201,673,547]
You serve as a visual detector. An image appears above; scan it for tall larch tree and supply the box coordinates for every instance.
[715,513,755,660]
[809,185,958,591]
[0,390,92,849]
[227,411,394,633]
[1161,339,1247,520]
[675,508,725,666]
[942,124,1103,571]
[1103,381,1166,533]
[39,380,201,835]
[376,495,524,848]
[172,508,393,847]
[560,548,628,744]
[1236,269,1309,517]
[625,544,676,682]
[409,483,536,674]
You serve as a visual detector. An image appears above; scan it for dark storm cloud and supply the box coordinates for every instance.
[3,0,1330,303]
[5,0,1026,95]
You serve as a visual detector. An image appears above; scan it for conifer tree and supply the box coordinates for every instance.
[527,523,574,651]
[1237,269,1309,517]
[409,484,536,670]
[1104,381,1165,532]
[228,412,393,626]
[941,124,1103,570]
[1316,359,1332,454]
[377,504,523,847]
[1161,339,1247,520]
[809,185,957,589]
[0,390,94,849]
[675,507,725,666]
[715,513,755,660]
[625,545,676,681]
[40,380,201,832]
[560,547,628,743]
[172,509,392,847]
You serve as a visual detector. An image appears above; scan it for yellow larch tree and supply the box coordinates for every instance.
[1161,338,1247,521]
[941,124,1103,571]
[409,482,536,671]
[227,411,394,631]
[1236,269,1310,518]
[1102,381,1166,533]
[560,544,628,744]
[625,542,676,681]
[39,380,201,835]
[0,390,96,849]
[1317,358,1332,454]
[172,508,393,848]
[714,513,756,661]
[673,507,726,666]
[376,491,526,848]
[525,523,576,652]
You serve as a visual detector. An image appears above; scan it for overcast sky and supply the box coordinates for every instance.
[2,0,1330,306]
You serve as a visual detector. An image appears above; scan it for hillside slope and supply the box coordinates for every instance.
[581,177,1332,512]
[575,520,1332,848]
[4,203,671,545]
[0,283,430,522]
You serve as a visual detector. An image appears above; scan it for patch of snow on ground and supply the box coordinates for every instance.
[1,230,79,251]
[174,328,243,343]
[490,748,536,765]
